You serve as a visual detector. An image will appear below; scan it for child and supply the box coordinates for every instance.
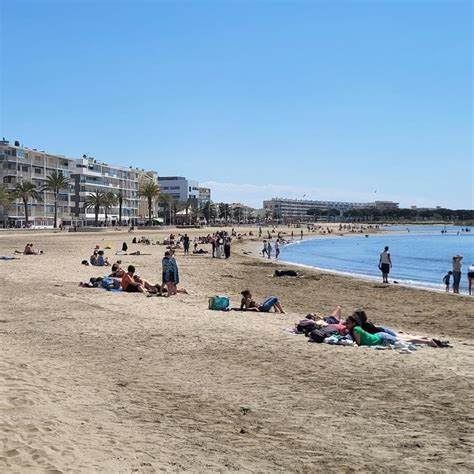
[443,271,453,292]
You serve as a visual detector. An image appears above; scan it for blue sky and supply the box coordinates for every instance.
[1,0,472,209]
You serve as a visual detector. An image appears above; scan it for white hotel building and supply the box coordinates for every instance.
[263,197,398,221]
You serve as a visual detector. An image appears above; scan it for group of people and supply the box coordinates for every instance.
[81,245,186,297]
[294,307,449,349]
[443,255,474,295]
[262,239,282,259]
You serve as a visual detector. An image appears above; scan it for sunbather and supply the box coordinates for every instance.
[240,290,285,313]
[344,315,438,347]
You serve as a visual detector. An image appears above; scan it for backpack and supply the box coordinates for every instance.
[308,326,339,343]
[101,276,115,290]
[208,296,230,311]
[296,319,317,335]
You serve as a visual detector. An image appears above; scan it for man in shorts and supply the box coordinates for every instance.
[378,246,392,284]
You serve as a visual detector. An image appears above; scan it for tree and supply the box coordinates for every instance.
[218,203,231,222]
[200,201,215,224]
[0,184,13,208]
[14,181,42,227]
[41,170,69,229]
[139,181,160,226]
[84,190,106,226]
[117,191,124,225]
[103,192,118,225]
[158,193,172,225]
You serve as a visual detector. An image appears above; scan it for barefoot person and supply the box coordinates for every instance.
[344,315,439,347]
[121,265,157,294]
[452,255,463,294]
[240,290,285,313]
[378,246,392,284]
[468,263,474,296]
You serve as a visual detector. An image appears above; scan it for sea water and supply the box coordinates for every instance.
[279,226,474,293]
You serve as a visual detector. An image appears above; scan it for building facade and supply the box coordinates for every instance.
[0,140,154,227]
[158,176,199,203]
[70,156,140,225]
[137,169,161,222]
[0,139,75,227]
[198,187,211,207]
[263,197,398,221]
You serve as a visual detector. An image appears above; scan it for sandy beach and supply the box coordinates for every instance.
[1,227,473,472]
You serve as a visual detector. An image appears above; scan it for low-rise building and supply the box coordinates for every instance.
[263,197,377,221]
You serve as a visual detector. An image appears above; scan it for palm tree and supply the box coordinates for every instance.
[139,181,160,226]
[0,184,13,208]
[84,190,106,226]
[158,193,172,225]
[41,170,69,228]
[103,192,118,226]
[117,191,124,225]
[14,181,43,227]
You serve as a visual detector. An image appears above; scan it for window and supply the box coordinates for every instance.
[34,168,42,174]
[22,166,29,172]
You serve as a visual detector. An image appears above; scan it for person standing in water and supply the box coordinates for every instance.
[378,246,392,284]
[468,263,474,296]
[452,255,463,294]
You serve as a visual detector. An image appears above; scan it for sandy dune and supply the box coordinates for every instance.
[1,227,473,472]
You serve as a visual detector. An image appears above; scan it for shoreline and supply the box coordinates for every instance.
[245,236,473,298]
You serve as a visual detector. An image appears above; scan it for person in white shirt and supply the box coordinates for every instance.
[378,246,392,283]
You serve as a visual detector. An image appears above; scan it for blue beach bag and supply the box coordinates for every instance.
[208,296,230,311]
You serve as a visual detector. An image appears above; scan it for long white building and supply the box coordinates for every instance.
[0,140,154,227]
[263,197,398,221]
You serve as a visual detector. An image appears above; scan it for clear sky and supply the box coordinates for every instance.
[1,0,472,209]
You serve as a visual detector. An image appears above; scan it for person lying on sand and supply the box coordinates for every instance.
[344,315,444,348]
[121,265,158,294]
[351,310,397,337]
[298,306,347,335]
[240,290,285,313]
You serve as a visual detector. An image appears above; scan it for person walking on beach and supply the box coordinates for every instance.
[378,246,392,284]
[266,241,272,259]
[262,240,267,258]
[452,255,463,294]
[443,271,453,293]
[182,234,190,256]
[275,239,280,259]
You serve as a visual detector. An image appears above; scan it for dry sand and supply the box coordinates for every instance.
[1,227,473,472]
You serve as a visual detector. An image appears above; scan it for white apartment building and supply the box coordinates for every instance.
[263,197,387,221]
[198,187,211,207]
[0,140,152,227]
[0,139,75,227]
[70,156,140,225]
[158,176,199,203]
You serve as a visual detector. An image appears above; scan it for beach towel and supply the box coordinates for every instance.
[0,256,18,260]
